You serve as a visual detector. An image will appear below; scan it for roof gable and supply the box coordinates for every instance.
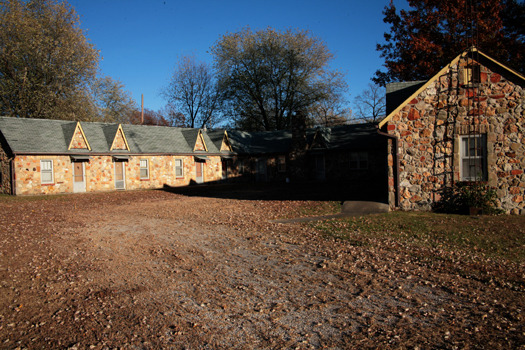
[378,46,525,129]
[310,128,330,149]
[193,130,208,152]
[220,131,233,152]
[68,122,91,151]
[110,124,130,151]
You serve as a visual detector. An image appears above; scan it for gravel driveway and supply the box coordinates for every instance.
[0,190,522,349]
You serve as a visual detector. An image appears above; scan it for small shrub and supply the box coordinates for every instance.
[433,181,503,215]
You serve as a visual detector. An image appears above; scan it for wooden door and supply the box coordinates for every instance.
[73,162,86,193]
[195,162,203,184]
[222,159,228,180]
[114,161,126,189]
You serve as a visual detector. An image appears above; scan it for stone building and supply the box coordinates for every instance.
[0,117,231,195]
[0,117,394,204]
[379,47,525,214]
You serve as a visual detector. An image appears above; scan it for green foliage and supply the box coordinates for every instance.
[0,0,99,120]
[433,182,503,215]
[211,27,348,131]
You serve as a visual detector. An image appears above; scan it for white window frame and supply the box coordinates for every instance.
[40,159,54,184]
[175,158,184,178]
[460,134,487,181]
[139,159,149,180]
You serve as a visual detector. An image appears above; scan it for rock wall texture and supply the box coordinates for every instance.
[0,141,11,194]
[13,155,225,195]
[385,58,525,214]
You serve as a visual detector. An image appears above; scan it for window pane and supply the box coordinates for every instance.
[175,159,183,177]
[41,171,52,183]
[140,159,147,168]
[140,169,148,178]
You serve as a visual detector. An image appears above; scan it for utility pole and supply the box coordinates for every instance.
[141,94,144,124]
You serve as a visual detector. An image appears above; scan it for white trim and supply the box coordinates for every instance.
[460,134,487,181]
[40,159,54,184]
[139,158,149,180]
[175,158,184,178]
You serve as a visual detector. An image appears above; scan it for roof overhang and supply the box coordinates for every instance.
[70,155,92,162]
[194,155,208,162]
[112,155,130,161]
[220,152,234,159]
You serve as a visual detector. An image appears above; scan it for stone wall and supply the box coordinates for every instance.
[0,140,12,194]
[385,57,525,214]
[13,154,225,195]
[14,155,73,195]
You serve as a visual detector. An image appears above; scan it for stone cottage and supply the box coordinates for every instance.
[0,117,232,195]
[379,47,525,214]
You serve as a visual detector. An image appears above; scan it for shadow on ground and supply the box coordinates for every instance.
[160,181,388,204]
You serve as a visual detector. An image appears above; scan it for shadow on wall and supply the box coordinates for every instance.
[160,180,389,203]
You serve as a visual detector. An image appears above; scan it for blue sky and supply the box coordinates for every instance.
[69,0,407,112]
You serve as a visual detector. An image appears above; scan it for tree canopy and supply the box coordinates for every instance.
[211,27,347,131]
[374,0,525,86]
[92,76,136,124]
[0,0,100,120]
[163,55,222,129]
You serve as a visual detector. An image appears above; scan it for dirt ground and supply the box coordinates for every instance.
[0,189,523,349]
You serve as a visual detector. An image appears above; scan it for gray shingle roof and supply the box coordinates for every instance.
[228,130,293,155]
[0,117,383,157]
[0,117,200,154]
[385,81,426,115]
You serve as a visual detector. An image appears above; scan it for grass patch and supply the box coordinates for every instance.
[312,211,525,263]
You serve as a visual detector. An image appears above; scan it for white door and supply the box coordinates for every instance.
[73,162,86,193]
[114,161,126,189]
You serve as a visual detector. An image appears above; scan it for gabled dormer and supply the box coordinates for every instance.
[221,131,233,152]
[110,124,130,151]
[309,128,330,150]
[68,122,91,151]
[194,130,208,152]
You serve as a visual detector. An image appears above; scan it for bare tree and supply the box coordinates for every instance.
[163,55,221,128]
[308,96,352,127]
[352,83,386,123]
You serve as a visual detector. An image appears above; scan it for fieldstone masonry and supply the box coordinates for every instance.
[11,155,224,195]
[385,57,525,214]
